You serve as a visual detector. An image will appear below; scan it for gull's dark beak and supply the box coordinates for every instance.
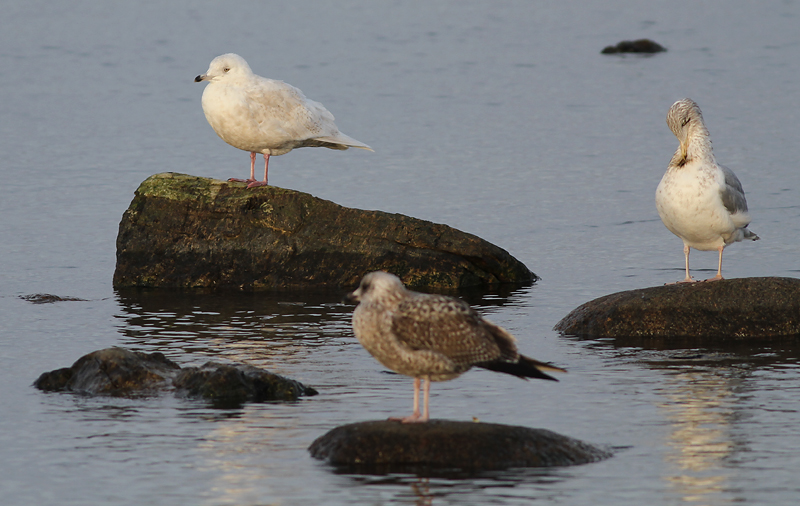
[194,74,207,83]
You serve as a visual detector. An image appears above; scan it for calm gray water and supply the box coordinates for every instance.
[2,1,800,505]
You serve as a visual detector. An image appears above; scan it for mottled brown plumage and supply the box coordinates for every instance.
[346,271,564,423]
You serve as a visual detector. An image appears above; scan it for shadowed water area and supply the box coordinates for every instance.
[2,1,800,505]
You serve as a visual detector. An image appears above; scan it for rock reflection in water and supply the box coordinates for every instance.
[656,370,739,503]
[113,288,354,367]
[112,285,530,365]
[567,335,800,505]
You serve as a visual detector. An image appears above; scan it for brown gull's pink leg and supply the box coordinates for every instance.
[390,377,423,423]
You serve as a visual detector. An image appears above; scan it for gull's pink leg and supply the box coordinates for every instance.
[399,377,431,424]
[419,377,430,422]
[667,244,696,285]
[228,152,258,183]
[390,377,422,423]
[247,153,271,188]
[704,245,725,282]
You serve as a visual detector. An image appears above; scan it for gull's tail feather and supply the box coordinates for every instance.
[478,354,566,381]
[314,133,373,152]
[743,228,759,241]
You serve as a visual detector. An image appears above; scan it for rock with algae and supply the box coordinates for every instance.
[113,173,536,291]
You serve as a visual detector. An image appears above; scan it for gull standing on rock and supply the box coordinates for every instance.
[195,53,372,188]
[346,271,565,423]
[655,98,759,283]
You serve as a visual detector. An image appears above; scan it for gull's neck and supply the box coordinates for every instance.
[671,124,715,169]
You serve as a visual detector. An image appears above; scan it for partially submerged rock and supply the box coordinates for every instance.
[601,39,666,54]
[34,347,317,407]
[554,277,800,340]
[174,362,318,409]
[34,348,179,396]
[20,294,88,304]
[309,420,612,471]
[113,173,535,291]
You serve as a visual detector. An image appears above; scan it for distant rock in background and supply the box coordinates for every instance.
[113,173,536,291]
[309,420,612,471]
[34,347,317,407]
[554,277,800,340]
[601,39,666,54]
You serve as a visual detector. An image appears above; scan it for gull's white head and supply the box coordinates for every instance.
[194,53,253,83]
[666,98,709,161]
[346,271,407,305]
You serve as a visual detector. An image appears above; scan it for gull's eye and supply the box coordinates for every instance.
[223,67,230,73]
[682,118,691,127]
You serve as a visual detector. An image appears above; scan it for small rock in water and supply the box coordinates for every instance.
[601,39,666,54]
[20,294,88,304]
[34,348,179,396]
[309,420,612,471]
[34,347,318,407]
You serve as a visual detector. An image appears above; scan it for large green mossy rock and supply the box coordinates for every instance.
[113,173,535,290]
[554,277,800,341]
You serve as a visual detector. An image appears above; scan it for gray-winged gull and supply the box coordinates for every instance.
[195,53,372,188]
[655,98,759,283]
[346,271,565,423]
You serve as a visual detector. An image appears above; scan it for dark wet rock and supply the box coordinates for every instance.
[309,420,612,470]
[113,173,535,291]
[554,277,800,339]
[20,294,88,304]
[601,39,666,54]
[34,348,179,396]
[174,362,318,408]
[34,347,317,407]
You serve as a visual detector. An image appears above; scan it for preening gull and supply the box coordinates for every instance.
[655,98,759,283]
[346,271,565,423]
[195,53,372,188]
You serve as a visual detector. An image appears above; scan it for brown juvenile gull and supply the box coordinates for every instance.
[194,53,372,188]
[346,271,565,423]
[655,98,759,283]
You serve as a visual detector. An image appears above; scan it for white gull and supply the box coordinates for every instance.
[195,53,372,188]
[655,98,759,283]
[346,271,565,423]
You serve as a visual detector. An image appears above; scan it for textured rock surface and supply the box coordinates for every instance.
[309,420,612,470]
[554,277,800,339]
[19,294,88,304]
[34,347,317,407]
[113,173,535,291]
[33,348,179,396]
[174,362,318,408]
